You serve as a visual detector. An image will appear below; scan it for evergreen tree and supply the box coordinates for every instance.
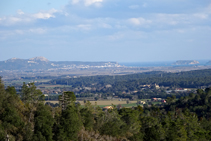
[0,77,25,140]
[33,103,54,141]
[58,105,82,141]
[55,91,82,141]
[59,91,76,111]
[80,108,94,131]
[119,108,141,137]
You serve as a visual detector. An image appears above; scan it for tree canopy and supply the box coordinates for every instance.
[2,77,211,140]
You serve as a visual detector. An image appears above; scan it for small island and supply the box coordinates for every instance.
[206,61,211,64]
[172,60,199,65]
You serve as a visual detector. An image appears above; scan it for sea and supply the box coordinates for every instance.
[119,60,210,67]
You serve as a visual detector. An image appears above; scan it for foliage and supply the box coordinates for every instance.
[48,69,211,89]
[33,103,54,141]
[58,105,82,141]
[80,108,94,131]
[59,91,76,110]
[2,76,211,140]
[41,69,211,100]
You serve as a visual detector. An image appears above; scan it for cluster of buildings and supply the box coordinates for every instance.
[49,62,122,70]
[151,98,166,103]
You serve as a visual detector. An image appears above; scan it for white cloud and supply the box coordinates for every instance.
[9,17,22,22]
[0,17,29,25]
[129,18,140,25]
[72,0,80,4]
[1,1,211,43]
[17,10,24,15]
[0,9,58,25]
[0,30,15,40]
[205,4,211,14]
[193,13,208,19]
[115,24,127,29]
[128,3,146,9]
[29,28,46,34]
[33,13,55,19]
[106,30,147,41]
[33,9,57,19]
[2,28,46,37]
[77,24,91,30]
[129,17,151,26]
[152,11,210,27]
[129,5,139,9]
[84,0,103,6]
[190,4,211,20]
[99,23,112,28]
[71,0,103,6]
[15,30,24,34]
[177,29,185,33]
[142,3,147,8]
[108,32,124,40]
[153,14,188,26]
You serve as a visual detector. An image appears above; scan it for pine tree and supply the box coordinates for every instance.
[59,105,82,141]
[33,103,54,141]
[0,77,25,140]
[59,91,76,111]
[55,91,82,141]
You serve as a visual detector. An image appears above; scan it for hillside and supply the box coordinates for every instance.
[1,78,211,140]
[0,57,121,71]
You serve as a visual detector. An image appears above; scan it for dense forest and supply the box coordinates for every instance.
[47,69,211,88]
[2,77,211,140]
[36,69,211,100]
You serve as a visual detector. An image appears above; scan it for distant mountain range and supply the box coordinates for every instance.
[0,57,121,71]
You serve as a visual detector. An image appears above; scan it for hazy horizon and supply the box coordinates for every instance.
[1,56,210,64]
[0,0,211,62]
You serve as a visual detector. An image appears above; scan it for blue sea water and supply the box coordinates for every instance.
[119,60,210,67]
[119,62,173,67]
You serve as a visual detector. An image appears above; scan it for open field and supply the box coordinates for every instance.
[92,103,142,108]
[46,100,138,107]
[45,99,164,108]
[37,84,72,89]
[4,79,51,86]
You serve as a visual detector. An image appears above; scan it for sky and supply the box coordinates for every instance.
[0,0,211,62]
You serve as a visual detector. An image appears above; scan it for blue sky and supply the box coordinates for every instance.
[0,0,211,62]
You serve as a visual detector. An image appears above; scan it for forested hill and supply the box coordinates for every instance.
[164,88,211,119]
[46,69,211,88]
[2,77,211,140]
